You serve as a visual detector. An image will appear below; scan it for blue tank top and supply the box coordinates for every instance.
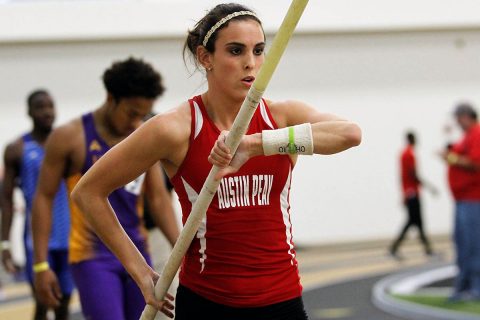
[20,133,70,251]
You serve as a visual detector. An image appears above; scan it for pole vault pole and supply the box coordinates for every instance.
[140,1,309,318]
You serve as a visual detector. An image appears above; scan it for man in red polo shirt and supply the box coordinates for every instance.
[390,131,435,258]
[443,103,480,301]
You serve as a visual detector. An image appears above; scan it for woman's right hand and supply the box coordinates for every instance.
[137,268,175,318]
[209,131,261,180]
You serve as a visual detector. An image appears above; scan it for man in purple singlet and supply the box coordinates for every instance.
[31,58,180,320]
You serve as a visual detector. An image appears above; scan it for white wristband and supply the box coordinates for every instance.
[262,123,314,156]
[1,240,11,251]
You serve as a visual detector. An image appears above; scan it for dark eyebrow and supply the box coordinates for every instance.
[225,42,245,47]
[225,41,265,47]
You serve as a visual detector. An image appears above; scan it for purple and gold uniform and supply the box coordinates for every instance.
[67,113,150,320]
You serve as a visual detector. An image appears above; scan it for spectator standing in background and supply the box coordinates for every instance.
[442,103,480,301]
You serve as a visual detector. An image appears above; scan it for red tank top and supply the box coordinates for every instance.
[170,95,302,307]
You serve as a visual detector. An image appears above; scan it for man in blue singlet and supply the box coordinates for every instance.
[1,90,73,320]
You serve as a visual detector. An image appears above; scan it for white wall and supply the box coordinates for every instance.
[1,0,480,42]
[1,1,479,245]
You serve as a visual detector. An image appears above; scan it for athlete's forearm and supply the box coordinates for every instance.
[149,196,179,247]
[1,198,14,242]
[32,193,54,263]
[2,145,20,242]
[72,187,149,277]
[311,121,361,154]
[1,174,15,241]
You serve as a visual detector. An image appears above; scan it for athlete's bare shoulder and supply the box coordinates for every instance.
[265,99,337,126]
[3,136,24,166]
[145,101,191,172]
[46,117,84,152]
[43,116,87,176]
[263,99,293,128]
[4,135,24,155]
[149,101,191,146]
[266,99,305,113]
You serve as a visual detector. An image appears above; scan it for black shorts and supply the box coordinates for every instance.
[175,284,309,320]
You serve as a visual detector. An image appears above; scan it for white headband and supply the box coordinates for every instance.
[202,10,258,47]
